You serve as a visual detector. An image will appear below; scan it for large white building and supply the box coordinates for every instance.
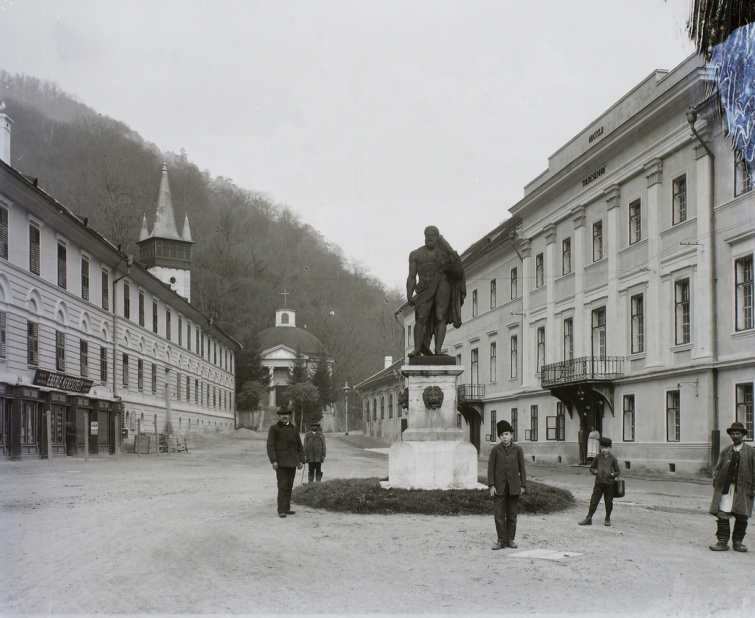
[0,115,241,459]
[397,55,754,475]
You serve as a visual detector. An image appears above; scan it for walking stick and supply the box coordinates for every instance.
[300,464,306,485]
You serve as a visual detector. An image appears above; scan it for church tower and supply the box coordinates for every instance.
[137,164,194,301]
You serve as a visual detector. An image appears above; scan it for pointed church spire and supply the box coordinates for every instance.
[182,213,193,242]
[149,163,181,240]
[139,214,149,241]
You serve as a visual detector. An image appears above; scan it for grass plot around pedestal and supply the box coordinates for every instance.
[292,477,575,516]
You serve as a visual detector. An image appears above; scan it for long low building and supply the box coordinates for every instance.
[396,54,754,476]
[0,114,241,459]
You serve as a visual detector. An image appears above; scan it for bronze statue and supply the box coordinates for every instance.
[407,226,465,356]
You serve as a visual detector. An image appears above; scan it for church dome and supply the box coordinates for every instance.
[258,325,325,356]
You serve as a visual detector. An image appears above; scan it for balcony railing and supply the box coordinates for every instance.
[540,356,624,388]
[458,383,485,401]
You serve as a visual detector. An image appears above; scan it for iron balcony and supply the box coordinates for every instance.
[540,356,624,388]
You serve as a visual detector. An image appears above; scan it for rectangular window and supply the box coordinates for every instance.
[122,353,129,387]
[629,199,642,244]
[151,363,157,393]
[631,294,645,353]
[592,307,606,359]
[536,326,545,372]
[510,335,518,379]
[556,402,565,441]
[511,408,518,442]
[489,342,497,382]
[177,372,182,399]
[196,327,200,353]
[490,410,497,442]
[666,390,680,442]
[165,309,171,341]
[100,346,107,382]
[152,301,158,333]
[186,375,191,402]
[0,311,6,358]
[672,174,687,224]
[623,395,635,442]
[592,220,603,262]
[470,348,479,384]
[137,359,144,391]
[735,256,754,331]
[195,379,199,403]
[529,405,539,441]
[0,205,7,259]
[81,258,90,300]
[490,279,497,309]
[178,317,183,346]
[214,342,217,364]
[675,278,691,344]
[511,267,518,299]
[80,340,89,377]
[102,270,109,311]
[562,237,571,275]
[29,225,40,275]
[138,291,145,326]
[27,321,39,366]
[57,242,67,288]
[535,253,544,288]
[123,281,130,320]
[472,289,478,317]
[187,323,192,350]
[563,318,573,361]
[56,331,66,372]
[736,383,754,440]
[735,156,753,196]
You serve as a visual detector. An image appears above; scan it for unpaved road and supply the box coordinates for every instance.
[1,430,752,617]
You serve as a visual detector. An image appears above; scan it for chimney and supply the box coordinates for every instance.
[0,114,12,166]
[384,356,393,369]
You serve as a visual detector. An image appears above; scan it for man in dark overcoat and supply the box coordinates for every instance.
[304,423,326,483]
[709,421,755,551]
[487,420,527,550]
[266,405,304,518]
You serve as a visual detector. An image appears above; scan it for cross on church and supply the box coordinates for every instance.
[281,289,291,306]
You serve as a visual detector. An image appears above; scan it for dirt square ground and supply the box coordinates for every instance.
[1,430,752,617]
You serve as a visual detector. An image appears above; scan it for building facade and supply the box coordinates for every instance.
[398,55,754,475]
[355,357,405,442]
[0,121,240,459]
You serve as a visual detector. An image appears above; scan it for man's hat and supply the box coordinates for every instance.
[276,405,292,415]
[726,421,748,436]
[599,437,612,447]
[310,423,320,429]
[496,420,514,436]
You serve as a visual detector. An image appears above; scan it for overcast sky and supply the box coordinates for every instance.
[0,0,695,290]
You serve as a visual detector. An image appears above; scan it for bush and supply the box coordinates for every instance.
[292,477,575,516]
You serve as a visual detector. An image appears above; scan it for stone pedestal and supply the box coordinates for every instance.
[383,364,481,489]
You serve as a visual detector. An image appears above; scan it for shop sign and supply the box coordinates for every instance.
[91,421,99,436]
[582,165,606,187]
[33,370,94,394]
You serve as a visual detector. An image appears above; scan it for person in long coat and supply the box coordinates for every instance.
[709,421,755,551]
[487,420,527,551]
[266,405,304,518]
[304,423,326,483]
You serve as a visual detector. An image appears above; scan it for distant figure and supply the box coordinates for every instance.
[578,425,587,465]
[709,422,755,552]
[487,420,527,551]
[266,405,304,518]
[578,437,620,527]
[304,423,326,483]
[406,226,465,357]
[587,427,601,462]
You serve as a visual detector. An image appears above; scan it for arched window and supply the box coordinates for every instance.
[380,396,385,419]
[281,313,290,324]
[372,398,377,421]
[388,394,394,419]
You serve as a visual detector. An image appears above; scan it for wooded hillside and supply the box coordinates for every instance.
[1,72,405,404]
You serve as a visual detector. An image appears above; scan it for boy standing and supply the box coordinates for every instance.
[487,420,527,551]
[578,436,620,526]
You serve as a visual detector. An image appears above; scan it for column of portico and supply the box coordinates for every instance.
[604,186,622,356]
[693,142,714,361]
[571,206,587,357]
[644,159,663,368]
[545,224,558,369]
[519,239,535,388]
[268,366,276,407]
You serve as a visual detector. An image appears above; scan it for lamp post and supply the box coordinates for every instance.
[342,381,350,435]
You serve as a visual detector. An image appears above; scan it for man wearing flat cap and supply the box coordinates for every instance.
[709,421,755,551]
[487,419,527,551]
[266,404,304,518]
